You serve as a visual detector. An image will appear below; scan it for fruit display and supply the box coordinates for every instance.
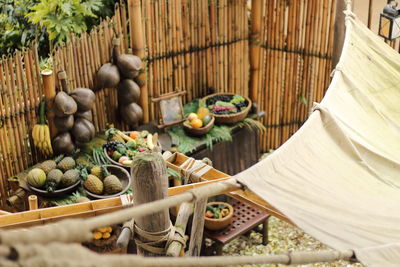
[206,94,248,115]
[183,99,214,135]
[81,165,129,198]
[95,38,143,127]
[205,203,231,219]
[26,155,80,194]
[52,71,96,155]
[32,99,53,156]
[92,226,113,240]
[103,128,158,167]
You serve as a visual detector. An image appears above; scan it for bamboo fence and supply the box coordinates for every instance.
[1,0,393,209]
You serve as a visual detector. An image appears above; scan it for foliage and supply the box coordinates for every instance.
[0,0,115,57]
[26,0,103,49]
[183,98,199,117]
[167,125,232,154]
[167,167,181,179]
[236,118,266,132]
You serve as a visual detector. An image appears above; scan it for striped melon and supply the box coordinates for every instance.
[27,168,46,188]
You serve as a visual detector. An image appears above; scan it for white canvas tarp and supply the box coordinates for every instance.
[236,13,400,267]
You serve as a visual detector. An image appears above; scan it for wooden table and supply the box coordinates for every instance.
[203,198,270,255]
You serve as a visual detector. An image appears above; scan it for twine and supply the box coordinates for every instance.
[180,157,213,184]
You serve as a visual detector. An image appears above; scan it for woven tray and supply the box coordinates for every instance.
[202,93,252,124]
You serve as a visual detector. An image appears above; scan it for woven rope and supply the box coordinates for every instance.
[180,158,213,184]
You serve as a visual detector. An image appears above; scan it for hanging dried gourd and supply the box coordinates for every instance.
[54,115,74,132]
[71,118,96,143]
[53,132,75,155]
[54,91,77,116]
[120,102,143,126]
[75,110,93,121]
[70,88,96,111]
[117,79,140,105]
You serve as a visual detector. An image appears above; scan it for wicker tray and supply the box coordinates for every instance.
[183,116,215,136]
[202,93,252,124]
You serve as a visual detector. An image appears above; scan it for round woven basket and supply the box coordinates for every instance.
[183,116,215,136]
[204,202,234,231]
[202,93,252,125]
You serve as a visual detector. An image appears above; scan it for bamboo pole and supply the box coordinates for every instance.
[165,202,193,257]
[249,0,262,104]
[28,195,38,210]
[41,69,57,139]
[332,0,348,69]
[128,0,149,124]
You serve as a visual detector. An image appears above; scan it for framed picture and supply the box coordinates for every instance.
[152,91,186,128]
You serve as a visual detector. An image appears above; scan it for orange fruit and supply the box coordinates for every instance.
[191,118,203,128]
[130,131,140,139]
[197,107,210,120]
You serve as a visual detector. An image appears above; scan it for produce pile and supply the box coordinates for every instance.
[52,72,96,155]
[27,156,79,192]
[206,94,248,115]
[81,166,123,196]
[184,99,213,129]
[96,37,143,127]
[103,128,157,167]
[92,226,113,240]
[205,203,231,219]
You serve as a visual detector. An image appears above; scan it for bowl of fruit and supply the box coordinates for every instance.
[26,156,81,197]
[183,112,215,136]
[82,165,131,199]
[103,129,160,168]
[202,93,252,124]
[204,201,234,231]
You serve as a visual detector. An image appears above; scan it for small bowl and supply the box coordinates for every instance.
[183,116,215,136]
[27,179,81,198]
[204,201,234,231]
[83,165,131,199]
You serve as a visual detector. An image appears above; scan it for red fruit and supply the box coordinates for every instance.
[139,148,146,152]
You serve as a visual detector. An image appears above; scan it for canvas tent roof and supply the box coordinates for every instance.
[236,11,400,267]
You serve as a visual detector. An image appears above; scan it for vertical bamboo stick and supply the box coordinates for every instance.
[41,70,57,139]
[128,0,149,123]
[28,195,38,210]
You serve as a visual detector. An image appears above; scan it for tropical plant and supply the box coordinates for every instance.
[26,0,103,50]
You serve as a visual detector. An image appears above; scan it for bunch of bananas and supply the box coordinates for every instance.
[32,99,53,156]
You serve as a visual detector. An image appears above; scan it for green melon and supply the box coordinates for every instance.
[27,168,46,188]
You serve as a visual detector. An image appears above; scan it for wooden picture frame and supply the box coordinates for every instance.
[152,91,186,128]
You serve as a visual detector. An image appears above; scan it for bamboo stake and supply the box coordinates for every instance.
[128,0,149,123]
[28,195,38,210]
[41,70,57,139]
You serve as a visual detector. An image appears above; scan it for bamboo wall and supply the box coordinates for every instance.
[250,0,337,150]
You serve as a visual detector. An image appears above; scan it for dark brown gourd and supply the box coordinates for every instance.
[70,88,96,111]
[75,110,93,121]
[95,63,120,89]
[71,118,96,143]
[54,91,77,116]
[117,79,141,105]
[54,115,74,132]
[53,132,75,155]
[120,102,143,126]
[113,38,142,79]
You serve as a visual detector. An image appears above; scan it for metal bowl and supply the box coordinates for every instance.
[83,165,131,199]
[27,180,81,198]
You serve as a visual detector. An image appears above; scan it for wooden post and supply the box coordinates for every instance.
[187,197,207,256]
[131,152,170,256]
[166,202,193,256]
[332,0,353,69]
[28,195,38,210]
[249,0,263,104]
[128,0,149,124]
[41,69,57,138]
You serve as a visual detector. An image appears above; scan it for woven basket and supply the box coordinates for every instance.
[202,93,252,124]
[183,116,215,136]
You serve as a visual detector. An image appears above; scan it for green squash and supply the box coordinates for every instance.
[27,168,47,188]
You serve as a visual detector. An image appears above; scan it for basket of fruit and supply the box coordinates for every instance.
[83,225,124,254]
[204,201,234,231]
[183,114,214,136]
[26,156,81,197]
[82,165,131,199]
[103,129,160,168]
[202,93,252,124]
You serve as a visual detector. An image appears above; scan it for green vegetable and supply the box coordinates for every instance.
[116,144,127,155]
[215,101,235,107]
[112,151,122,161]
[230,95,245,105]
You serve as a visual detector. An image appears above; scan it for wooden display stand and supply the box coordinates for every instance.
[0,153,288,230]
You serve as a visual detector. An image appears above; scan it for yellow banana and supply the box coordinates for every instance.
[32,124,40,147]
[43,125,53,156]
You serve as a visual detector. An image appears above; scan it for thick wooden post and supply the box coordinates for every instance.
[166,202,193,256]
[187,198,207,256]
[128,0,149,123]
[131,152,170,256]
[332,0,353,69]
[41,69,57,138]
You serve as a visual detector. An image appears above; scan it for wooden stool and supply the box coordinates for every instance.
[203,198,270,255]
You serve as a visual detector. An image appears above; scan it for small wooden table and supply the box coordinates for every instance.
[203,198,270,255]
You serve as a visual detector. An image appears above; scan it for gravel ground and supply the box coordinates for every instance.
[218,216,363,267]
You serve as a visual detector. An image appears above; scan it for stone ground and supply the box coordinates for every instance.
[217,216,363,267]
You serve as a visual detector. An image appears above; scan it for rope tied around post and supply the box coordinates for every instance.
[180,157,213,184]
[133,220,187,255]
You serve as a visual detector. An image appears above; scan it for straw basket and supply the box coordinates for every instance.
[183,116,215,136]
[202,93,252,124]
